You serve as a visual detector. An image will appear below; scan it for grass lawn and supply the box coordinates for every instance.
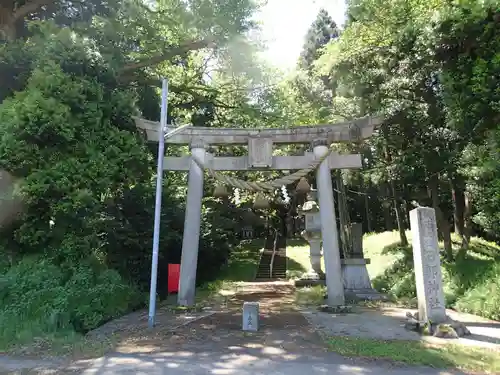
[363,231,408,278]
[197,239,264,298]
[286,232,407,280]
[327,336,500,374]
[286,238,322,278]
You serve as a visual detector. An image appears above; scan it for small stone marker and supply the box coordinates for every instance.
[410,207,447,323]
[242,302,259,331]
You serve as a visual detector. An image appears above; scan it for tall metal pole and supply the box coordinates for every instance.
[148,78,168,328]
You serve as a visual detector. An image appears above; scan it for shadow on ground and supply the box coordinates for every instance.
[301,301,500,350]
[69,283,468,374]
[67,283,478,374]
[70,345,464,375]
[2,282,488,374]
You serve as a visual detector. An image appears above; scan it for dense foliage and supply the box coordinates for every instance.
[0,0,264,347]
[286,1,500,252]
[281,2,500,318]
[372,237,500,320]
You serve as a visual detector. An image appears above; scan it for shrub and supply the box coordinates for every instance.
[295,285,326,306]
[372,246,414,298]
[370,236,500,320]
[0,255,141,348]
[454,263,500,320]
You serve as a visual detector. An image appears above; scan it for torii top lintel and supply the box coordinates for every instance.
[133,116,381,145]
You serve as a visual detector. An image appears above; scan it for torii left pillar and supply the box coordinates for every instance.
[178,141,206,306]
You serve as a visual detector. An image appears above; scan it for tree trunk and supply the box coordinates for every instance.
[451,177,465,236]
[390,180,408,246]
[364,189,372,233]
[460,190,473,251]
[360,176,372,233]
[0,13,17,41]
[382,184,394,231]
[429,175,453,261]
[285,214,293,238]
[402,200,410,228]
[279,208,287,239]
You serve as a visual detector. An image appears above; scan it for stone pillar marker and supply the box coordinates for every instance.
[350,223,363,257]
[242,302,259,331]
[313,140,345,306]
[410,207,446,323]
[178,141,206,306]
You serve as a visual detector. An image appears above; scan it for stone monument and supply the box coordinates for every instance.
[242,302,259,331]
[409,207,446,323]
[341,223,383,300]
[405,207,471,338]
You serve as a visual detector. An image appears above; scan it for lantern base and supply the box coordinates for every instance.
[294,278,325,288]
[341,258,387,301]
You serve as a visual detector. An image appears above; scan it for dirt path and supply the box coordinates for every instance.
[0,282,471,375]
[105,281,327,355]
[0,281,328,373]
[152,281,327,354]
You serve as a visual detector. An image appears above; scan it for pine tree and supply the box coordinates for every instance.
[299,9,339,70]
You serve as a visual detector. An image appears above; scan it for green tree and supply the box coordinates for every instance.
[310,0,500,253]
[299,8,339,70]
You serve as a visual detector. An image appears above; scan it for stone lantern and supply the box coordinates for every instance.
[297,189,325,284]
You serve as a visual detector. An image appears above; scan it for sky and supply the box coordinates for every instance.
[256,0,347,70]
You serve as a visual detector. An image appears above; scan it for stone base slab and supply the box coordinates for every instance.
[318,304,353,313]
[341,258,373,290]
[294,258,387,302]
[405,311,472,338]
[344,289,389,301]
[340,258,385,301]
[294,279,326,288]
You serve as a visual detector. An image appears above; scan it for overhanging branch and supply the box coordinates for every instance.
[12,0,57,21]
[119,75,219,97]
[119,39,215,74]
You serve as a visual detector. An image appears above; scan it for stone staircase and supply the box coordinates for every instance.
[255,233,287,280]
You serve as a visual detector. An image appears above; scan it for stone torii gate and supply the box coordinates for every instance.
[135,116,380,307]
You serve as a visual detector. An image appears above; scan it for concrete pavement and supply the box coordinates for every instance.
[69,349,463,375]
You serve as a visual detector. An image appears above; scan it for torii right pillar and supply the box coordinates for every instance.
[313,139,345,306]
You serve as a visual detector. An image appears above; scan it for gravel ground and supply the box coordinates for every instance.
[300,305,421,341]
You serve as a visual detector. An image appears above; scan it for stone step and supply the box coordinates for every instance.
[255,270,287,278]
[255,235,288,280]
[256,270,286,275]
[257,264,286,270]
